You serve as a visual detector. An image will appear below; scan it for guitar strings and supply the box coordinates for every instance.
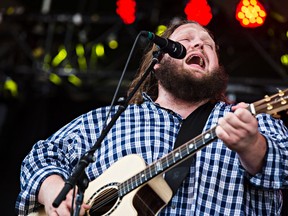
[121,128,216,191]
[88,129,217,214]
[89,187,119,213]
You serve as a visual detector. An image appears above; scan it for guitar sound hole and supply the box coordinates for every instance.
[88,187,119,216]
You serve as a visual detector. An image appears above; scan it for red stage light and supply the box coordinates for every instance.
[184,0,212,26]
[235,0,267,28]
[116,0,136,25]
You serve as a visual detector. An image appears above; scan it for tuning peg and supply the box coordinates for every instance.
[281,97,287,105]
[278,89,285,97]
[264,95,271,102]
[267,103,273,111]
[272,113,281,119]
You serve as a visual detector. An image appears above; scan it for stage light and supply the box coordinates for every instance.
[49,73,62,85]
[64,64,73,73]
[155,25,167,36]
[4,77,18,97]
[78,57,87,71]
[52,46,67,67]
[94,43,105,57]
[43,54,51,71]
[108,40,118,49]
[89,44,98,68]
[281,54,288,66]
[68,74,82,87]
[116,0,136,24]
[76,44,85,57]
[6,7,15,15]
[76,44,87,71]
[235,0,267,28]
[107,34,119,49]
[33,47,44,58]
[184,0,212,26]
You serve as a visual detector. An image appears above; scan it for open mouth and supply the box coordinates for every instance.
[186,55,206,69]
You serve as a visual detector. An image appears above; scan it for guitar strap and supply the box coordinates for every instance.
[164,101,215,195]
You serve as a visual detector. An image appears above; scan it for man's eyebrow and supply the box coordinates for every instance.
[201,34,215,42]
[200,32,213,39]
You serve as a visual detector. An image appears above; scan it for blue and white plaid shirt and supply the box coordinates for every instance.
[16,94,288,215]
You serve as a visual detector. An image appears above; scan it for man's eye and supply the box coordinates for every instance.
[204,43,213,49]
[179,38,189,42]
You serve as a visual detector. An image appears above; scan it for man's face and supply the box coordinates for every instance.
[166,23,219,78]
[154,23,227,102]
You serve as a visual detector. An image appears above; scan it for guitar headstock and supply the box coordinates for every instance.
[250,88,288,117]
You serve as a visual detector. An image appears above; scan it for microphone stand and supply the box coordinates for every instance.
[73,172,89,216]
[52,50,162,215]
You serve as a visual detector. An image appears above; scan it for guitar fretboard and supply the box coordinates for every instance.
[119,127,217,196]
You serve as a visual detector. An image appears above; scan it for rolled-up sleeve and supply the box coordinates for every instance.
[15,115,84,215]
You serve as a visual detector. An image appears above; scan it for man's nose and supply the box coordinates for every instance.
[191,40,204,49]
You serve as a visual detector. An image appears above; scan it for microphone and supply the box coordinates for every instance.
[141,31,186,59]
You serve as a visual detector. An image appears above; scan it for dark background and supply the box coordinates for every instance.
[0,0,287,215]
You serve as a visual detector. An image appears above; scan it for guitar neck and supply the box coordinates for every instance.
[119,127,217,197]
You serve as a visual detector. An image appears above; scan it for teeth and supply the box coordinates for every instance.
[199,58,203,66]
[187,55,204,67]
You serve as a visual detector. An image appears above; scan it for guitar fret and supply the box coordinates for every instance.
[195,128,216,149]
[126,178,132,192]
[181,144,190,157]
[188,138,196,152]
[173,151,179,163]
[201,132,208,144]
[136,172,144,185]
[167,154,174,170]
[120,171,143,196]
[155,161,163,172]
[120,181,127,195]
[185,141,191,155]
[132,174,138,189]
[151,164,157,176]
[177,145,186,161]
[161,154,170,169]
[141,172,146,181]
[148,165,153,179]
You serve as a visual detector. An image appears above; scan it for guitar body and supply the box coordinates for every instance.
[29,154,173,216]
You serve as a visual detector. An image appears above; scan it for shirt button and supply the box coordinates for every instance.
[171,204,176,209]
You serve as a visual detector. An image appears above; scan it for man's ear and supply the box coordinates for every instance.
[153,51,164,71]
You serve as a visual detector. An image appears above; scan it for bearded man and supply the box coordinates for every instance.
[16,19,288,216]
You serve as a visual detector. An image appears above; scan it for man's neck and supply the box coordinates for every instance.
[155,91,208,119]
